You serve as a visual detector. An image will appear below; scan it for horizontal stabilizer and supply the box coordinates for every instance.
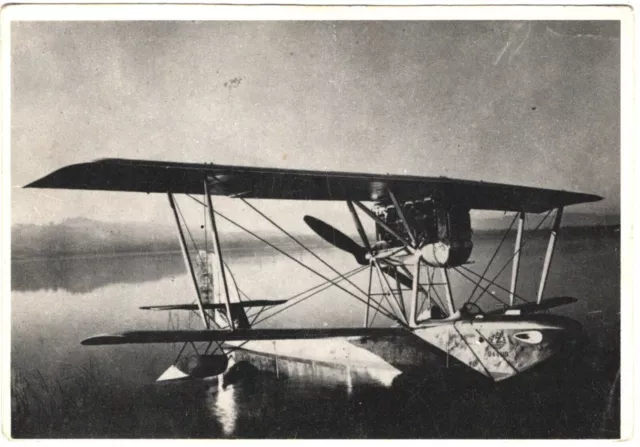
[140,300,287,311]
[486,296,578,316]
[82,327,408,345]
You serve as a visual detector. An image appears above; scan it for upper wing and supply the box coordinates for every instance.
[81,327,409,345]
[25,158,601,212]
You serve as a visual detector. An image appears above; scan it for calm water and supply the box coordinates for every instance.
[11,233,620,438]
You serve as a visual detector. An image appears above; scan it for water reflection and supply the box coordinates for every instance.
[206,382,238,436]
[12,252,184,293]
[10,234,621,438]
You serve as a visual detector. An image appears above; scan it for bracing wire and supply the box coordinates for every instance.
[456,265,531,304]
[240,198,373,301]
[368,263,394,326]
[249,305,269,327]
[247,265,364,322]
[222,260,245,303]
[251,266,368,326]
[215,211,401,325]
[184,194,402,326]
[470,209,554,305]
[452,267,510,308]
[372,261,405,323]
[216,266,369,356]
[468,212,519,303]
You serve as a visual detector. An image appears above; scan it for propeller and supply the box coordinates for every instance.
[304,214,447,319]
[303,215,368,265]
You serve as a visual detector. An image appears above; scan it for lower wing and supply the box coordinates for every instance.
[81,327,409,345]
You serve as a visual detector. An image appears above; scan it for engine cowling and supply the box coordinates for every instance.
[373,200,473,267]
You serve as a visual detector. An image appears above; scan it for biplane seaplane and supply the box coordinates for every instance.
[26,158,600,386]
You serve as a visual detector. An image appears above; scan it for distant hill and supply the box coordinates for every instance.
[11,217,328,260]
[12,217,176,259]
[11,212,618,260]
[471,212,620,231]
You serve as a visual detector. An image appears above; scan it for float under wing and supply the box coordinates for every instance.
[81,328,409,345]
[25,158,602,212]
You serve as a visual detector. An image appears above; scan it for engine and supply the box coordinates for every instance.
[372,199,473,267]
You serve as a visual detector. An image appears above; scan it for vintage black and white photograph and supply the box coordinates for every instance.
[4,5,628,439]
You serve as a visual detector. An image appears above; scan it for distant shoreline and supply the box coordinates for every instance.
[10,249,183,263]
[11,224,618,262]
[10,243,331,262]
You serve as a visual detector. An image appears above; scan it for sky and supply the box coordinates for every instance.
[10,20,620,233]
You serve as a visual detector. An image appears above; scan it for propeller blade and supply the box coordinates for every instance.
[380,266,413,289]
[304,216,368,265]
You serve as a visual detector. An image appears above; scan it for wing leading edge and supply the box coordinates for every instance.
[25,158,601,213]
[81,328,409,345]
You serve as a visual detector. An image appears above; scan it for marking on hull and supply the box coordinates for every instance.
[414,320,566,381]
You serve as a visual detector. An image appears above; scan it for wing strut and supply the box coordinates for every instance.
[537,207,564,304]
[440,268,455,315]
[363,264,374,327]
[509,212,526,307]
[409,259,421,326]
[205,179,235,330]
[168,193,209,329]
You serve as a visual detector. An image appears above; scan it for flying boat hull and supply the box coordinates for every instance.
[212,314,581,387]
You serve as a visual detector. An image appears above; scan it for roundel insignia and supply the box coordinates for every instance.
[513,331,543,345]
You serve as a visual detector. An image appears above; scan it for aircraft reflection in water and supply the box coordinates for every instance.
[26,158,602,404]
[203,358,389,438]
[206,382,238,437]
[202,354,394,439]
